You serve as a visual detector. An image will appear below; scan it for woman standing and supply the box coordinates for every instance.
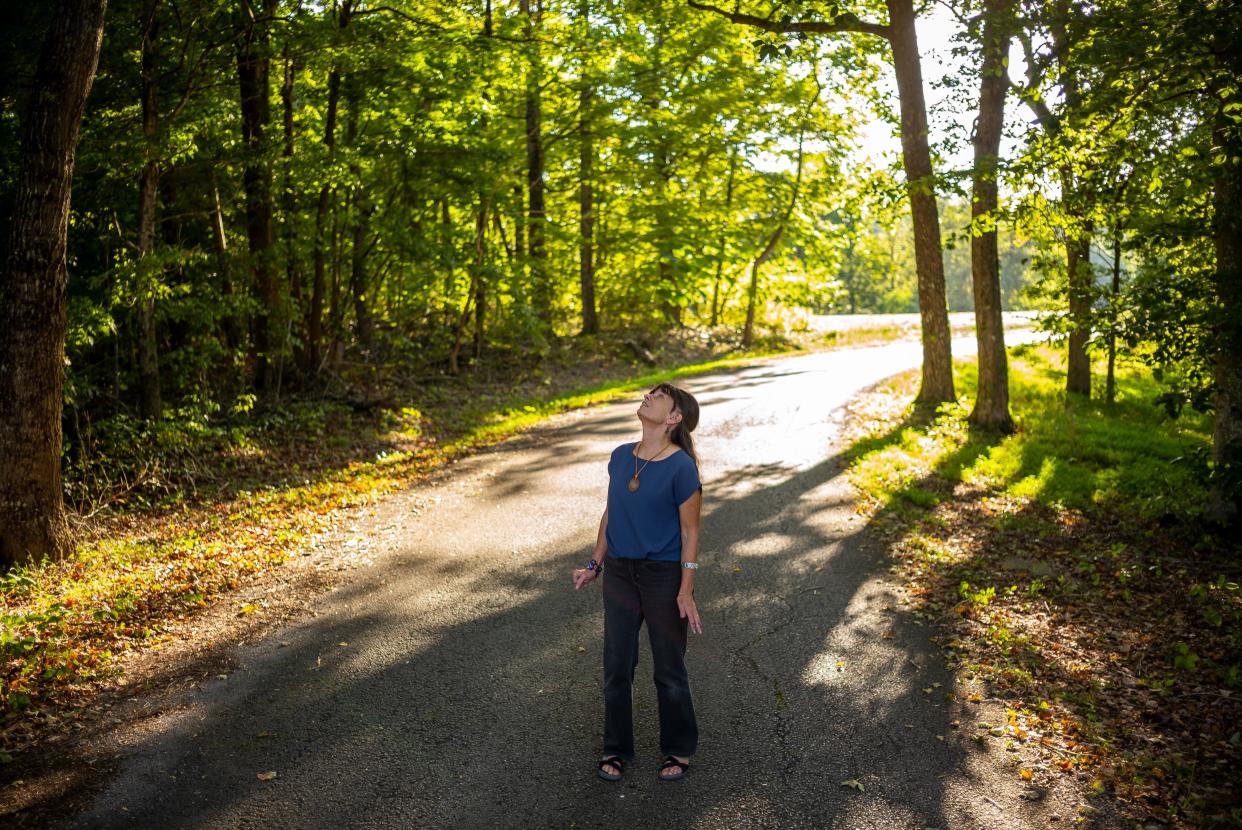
[572,382,704,783]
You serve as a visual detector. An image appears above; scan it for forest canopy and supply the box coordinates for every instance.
[1,0,1239,568]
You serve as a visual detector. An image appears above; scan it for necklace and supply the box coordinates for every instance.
[628,440,670,493]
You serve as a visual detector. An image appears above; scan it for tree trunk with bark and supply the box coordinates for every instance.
[0,0,107,569]
[743,133,805,347]
[654,141,681,326]
[968,0,1013,432]
[1208,52,1242,526]
[1051,0,1093,397]
[279,40,299,392]
[1106,230,1120,405]
[578,80,598,336]
[1064,226,1093,396]
[522,0,551,334]
[473,202,488,359]
[710,153,736,327]
[136,0,162,420]
[236,0,279,397]
[887,0,954,404]
[309,61,343,374]
[346,72,373,352]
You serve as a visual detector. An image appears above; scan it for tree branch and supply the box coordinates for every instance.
[686,0,890,40]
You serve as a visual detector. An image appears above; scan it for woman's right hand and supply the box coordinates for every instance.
[572,567,600,590]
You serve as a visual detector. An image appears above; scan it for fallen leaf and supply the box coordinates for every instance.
[257,771,278,781]
[1020,768,1033,780]
[841,778,865,792]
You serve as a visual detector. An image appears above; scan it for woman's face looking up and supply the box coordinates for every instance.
[639,388,679,427]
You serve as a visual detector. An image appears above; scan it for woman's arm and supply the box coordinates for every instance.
[573,506,608,590]
[677,490,703,633]
[592,505,609,561]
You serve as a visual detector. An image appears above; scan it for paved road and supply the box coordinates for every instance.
[59,330,1080,830]
[808,311,1041,333]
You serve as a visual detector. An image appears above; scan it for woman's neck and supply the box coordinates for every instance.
[636,424,673,458]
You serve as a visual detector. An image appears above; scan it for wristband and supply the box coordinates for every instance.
[586,558,602,572]
[681,562,699,570]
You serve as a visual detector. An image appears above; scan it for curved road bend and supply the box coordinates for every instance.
[60,329,1095,830]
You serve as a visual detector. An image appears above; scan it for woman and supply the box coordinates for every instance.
[572,381,704,783]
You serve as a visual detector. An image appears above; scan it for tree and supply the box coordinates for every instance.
[688,0,956,404]
[967,0,1015,432]
[235,0,279,396]
[0,0,107,568]
[136,0,163,420]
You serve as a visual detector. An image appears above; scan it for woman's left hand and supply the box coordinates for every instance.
[677,591,702,635]
[572,567,599,590]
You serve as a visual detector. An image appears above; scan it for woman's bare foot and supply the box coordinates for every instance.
[658,755,689,779]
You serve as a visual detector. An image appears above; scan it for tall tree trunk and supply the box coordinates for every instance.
[473,200,488,359]
[309,65,343,373]
[236,0,279,397]
[578,79,598,336]
[742,226,783,347]
[1105,228,1121,405]
[1064,226,1093,396]
[346,72,372,351]
[654,141,681,326]
[743,132,805,347]
[1051,0,1092,397]
[967,0,1013,432]
[1208,58,1242,526]
[710,153,736,327]
[888,0,954,405]
[513,182,525,263]
[279,40,299,392]
[0,0,107,569]
[136,0,162,420]
[521,0,551,334]
[451,195,488,373]
[211,183,242,351]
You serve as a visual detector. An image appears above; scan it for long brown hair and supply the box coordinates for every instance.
[653,382,700,470]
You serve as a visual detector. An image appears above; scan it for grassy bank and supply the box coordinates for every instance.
[842,343,1241,828]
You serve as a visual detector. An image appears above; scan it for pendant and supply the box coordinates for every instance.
[627,476,640,493]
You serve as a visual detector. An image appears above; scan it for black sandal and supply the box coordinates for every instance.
[657,755,690,781]
[597,755,626,781]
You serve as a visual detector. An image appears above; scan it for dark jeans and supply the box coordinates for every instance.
[602,554,698,761]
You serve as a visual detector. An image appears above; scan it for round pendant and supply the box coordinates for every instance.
[627,476,640,493]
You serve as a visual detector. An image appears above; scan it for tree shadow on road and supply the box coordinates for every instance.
[47,390,1056,830]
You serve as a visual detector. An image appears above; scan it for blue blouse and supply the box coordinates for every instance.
[605,441,702,561]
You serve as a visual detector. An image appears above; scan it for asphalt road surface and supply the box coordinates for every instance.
[59,329,1088,830]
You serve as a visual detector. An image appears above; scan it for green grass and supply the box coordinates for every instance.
[849,342,1213,521]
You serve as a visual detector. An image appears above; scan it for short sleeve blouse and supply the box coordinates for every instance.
[605,442,702,561]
